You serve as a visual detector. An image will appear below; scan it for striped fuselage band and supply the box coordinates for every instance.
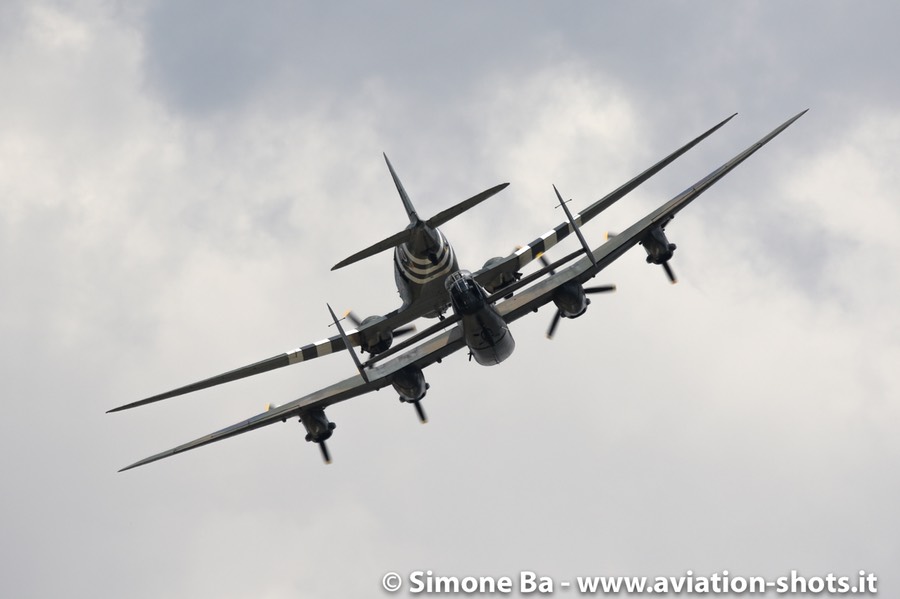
[394,229,456,284]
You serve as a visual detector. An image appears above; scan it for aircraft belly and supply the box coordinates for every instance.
[462,313,515,366]
[394,246,458,318]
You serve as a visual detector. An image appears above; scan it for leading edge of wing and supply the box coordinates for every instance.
[118,326,467,471]
[107,305,427,413]
[474,112,736,288]
[498,109,808,323]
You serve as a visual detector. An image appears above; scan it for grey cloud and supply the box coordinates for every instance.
[2,1,899,598]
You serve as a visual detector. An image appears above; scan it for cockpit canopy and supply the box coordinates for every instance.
[445,270,486,316]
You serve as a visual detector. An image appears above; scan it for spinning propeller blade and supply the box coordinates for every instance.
[547,310,562,339]
[319,441,332,464]
[662,261,677,284]
[584,284,616,294]
[413,401,428,424]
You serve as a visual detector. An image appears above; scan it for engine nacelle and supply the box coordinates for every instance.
[641,225,676,265]
[299,409,336,443]
[552,281,589,319]
[481,256,521,294]
[391,364,429,402]
[356,315,394,354]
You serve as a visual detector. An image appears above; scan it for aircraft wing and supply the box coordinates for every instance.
[109,113,733,414]
[117,110,805,470]
[118,325,467,471]
[474,113,736,290]
[107,305,430,413]
[498,109,808,323]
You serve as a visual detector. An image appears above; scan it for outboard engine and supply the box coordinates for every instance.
[391,364,430,423]
[299,408,337,463]
[640,225,678,283]
[641,225,676,264]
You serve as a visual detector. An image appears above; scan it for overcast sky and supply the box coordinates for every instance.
[2,1,898,598]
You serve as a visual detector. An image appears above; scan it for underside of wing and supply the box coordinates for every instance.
[118,325,467,471]
[474,113,736,291]
[498,110,807,323]
[107,304,434,413]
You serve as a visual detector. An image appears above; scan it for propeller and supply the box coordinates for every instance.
[538,252,615,339]
[318,440,332,464]
[412,400,427,424]
[586,284,618,294]
[538,253,554,273]
[661,261,677,284]
[547,310,563,338]
[545,284,617,339]
[344,310,416,337]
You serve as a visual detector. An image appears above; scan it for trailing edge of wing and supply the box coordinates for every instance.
[115,110,805,470]
[108,297,444,413]
[474,112,737,288]
[107,353,293,412]
[497,110,808,324]
[118,327,467,471]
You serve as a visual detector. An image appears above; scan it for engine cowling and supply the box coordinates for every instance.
[481,256,521,294]
[356,315,394,354]
[391,364,429,402]
[299,409,336,443]
[641,226,676,265]
[552,281,589,319]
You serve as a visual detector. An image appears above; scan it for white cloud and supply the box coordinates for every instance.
[2,2,898,598]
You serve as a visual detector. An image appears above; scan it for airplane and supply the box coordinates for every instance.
[115,109,807,471]
[107,114,737,413]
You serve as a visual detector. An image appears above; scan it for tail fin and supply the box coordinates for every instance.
[384,154,419,225]
[331,157,509,271]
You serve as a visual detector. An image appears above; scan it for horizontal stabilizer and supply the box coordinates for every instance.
[331,227,414,271]
[426,182,509,229]
[331,181,509,271]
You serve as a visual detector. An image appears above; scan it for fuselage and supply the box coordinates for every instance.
[445,270,515,366]
[393,226,458,318]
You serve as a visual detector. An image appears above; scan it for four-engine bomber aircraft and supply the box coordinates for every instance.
[109,113,737,413]
[114,110,807,471]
